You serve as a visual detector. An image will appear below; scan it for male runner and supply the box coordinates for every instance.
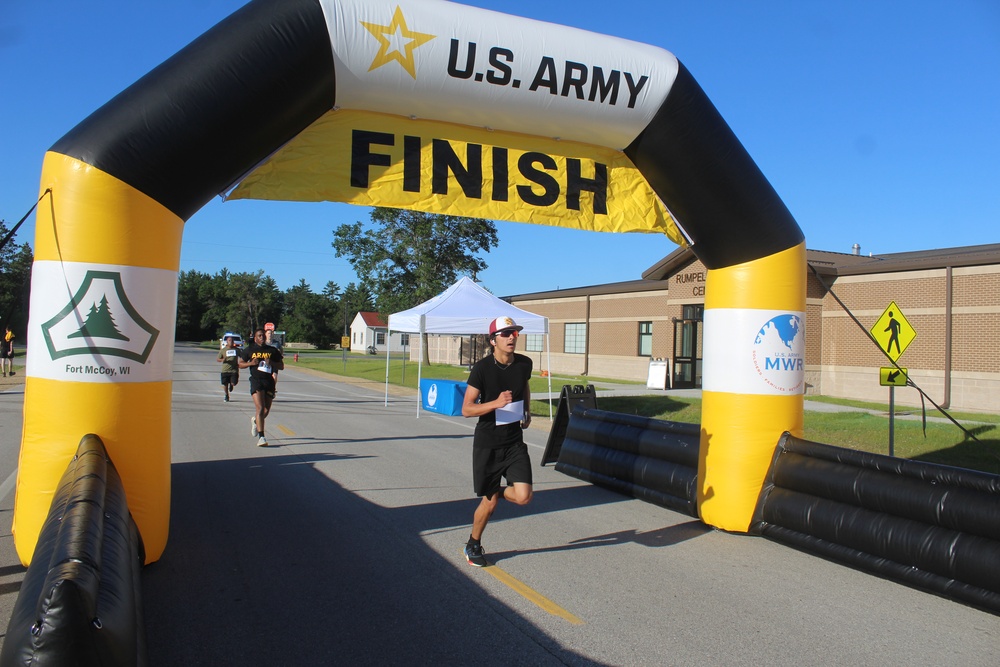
[217,334,240,402]
[461,316,533,567]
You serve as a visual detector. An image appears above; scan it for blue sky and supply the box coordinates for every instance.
[2,1,997,298]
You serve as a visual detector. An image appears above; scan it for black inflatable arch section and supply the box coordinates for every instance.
[0,436,145,666]
[753,434,1000,613]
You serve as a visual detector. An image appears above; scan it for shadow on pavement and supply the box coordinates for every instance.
[142,452,617,666]
[488,520,713,565]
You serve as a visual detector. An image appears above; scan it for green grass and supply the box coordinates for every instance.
[286,352,635,392]
[801,410,1000,473]
[544,393,999,475]
[803,394,1000,424]
[596,395,704,424]
[268,350,1000,475]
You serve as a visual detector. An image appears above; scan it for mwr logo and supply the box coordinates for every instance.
[40,270,159,363]
[751,314,804,393]
[427,383,438,407]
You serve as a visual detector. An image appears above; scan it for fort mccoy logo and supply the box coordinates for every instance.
[41,270,159,371]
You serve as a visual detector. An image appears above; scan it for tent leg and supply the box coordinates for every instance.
[417,333,422,418]
[384,330,392,407]
[546,333,553,421]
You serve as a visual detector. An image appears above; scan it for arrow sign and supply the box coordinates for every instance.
[880,367,908,387]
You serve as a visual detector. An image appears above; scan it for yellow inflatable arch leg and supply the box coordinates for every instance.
[15,0,337,566]
[698,243,807,531]
[15,153,181,565]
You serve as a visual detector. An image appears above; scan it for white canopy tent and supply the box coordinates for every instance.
[384,277,551,418]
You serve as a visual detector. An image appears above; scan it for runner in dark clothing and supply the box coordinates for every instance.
[238,328,283,447]
[461,316,533,567]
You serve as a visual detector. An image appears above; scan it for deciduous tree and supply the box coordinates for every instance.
[332,207,497,316]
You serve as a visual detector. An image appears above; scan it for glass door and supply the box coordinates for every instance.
[672,305,704,389]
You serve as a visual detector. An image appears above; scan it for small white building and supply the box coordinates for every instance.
[349,311,410,354]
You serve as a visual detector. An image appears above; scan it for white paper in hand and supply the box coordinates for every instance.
[496,399,523,426]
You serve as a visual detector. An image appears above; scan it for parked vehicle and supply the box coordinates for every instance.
[220,333,243,349]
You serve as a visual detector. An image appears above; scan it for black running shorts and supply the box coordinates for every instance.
[473,442,532,497]
[249,375,275,398]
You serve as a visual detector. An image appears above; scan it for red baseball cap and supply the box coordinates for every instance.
[488,316,523,336]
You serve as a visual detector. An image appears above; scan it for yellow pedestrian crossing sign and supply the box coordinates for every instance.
[870,301,916,362]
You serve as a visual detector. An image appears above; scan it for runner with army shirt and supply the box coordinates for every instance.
[238,328,283,447]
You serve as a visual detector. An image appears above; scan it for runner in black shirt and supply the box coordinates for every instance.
[460,316,533,566]
[238,328,283,447]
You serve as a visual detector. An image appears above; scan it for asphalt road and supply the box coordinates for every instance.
[0,345,997,665]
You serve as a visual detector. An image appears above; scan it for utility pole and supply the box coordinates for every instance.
[342,293,349,372]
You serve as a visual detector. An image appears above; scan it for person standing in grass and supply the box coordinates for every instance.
[460,316,533,567]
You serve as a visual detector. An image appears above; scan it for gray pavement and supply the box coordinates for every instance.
[1,348,998,665]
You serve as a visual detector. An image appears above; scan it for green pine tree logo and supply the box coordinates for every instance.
[68,295,130,341]
[41,270,159,363]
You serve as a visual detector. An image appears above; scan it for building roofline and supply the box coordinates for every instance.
[830,243,1000,276]
[504,243,1000,301]
[642,244,1000,281]
[358,311,387,327]
[503,279,668,301]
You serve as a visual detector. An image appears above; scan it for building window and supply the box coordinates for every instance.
[683,304,704,321]
[565,323,586,354]
[376,331,386,345]
[524,334,543,352]
[401,333,410,346]
[638,321,653,356]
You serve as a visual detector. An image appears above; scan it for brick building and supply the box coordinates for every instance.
[502,243,1000,413]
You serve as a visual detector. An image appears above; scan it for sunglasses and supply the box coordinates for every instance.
[495,330,519,338]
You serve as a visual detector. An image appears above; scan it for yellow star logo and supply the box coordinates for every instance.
[361,6,436,79]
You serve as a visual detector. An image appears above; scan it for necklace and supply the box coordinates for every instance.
[493,355,512,370]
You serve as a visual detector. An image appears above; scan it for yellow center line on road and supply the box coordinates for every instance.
[484,564,585,625]
[276,424,295,436]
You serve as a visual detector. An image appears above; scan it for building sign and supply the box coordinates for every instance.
[674,270,706,297]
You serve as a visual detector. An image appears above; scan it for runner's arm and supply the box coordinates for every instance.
[462,384,512,418]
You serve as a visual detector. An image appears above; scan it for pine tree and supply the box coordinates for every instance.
[69,295,129,340]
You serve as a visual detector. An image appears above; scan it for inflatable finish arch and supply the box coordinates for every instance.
[19,0,804,564]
